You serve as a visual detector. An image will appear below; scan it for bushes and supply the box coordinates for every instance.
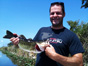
[67,20,88,64]
[0,47,36,66]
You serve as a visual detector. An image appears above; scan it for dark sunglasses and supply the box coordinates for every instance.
[51,2,64,6]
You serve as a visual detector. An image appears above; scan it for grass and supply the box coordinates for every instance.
[0,47,36,66]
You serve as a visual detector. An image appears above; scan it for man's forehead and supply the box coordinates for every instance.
[50,5,62,12]
[51,5,62,9]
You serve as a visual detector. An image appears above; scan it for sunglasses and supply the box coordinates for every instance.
[51,2,64,6]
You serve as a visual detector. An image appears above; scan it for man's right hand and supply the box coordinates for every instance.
[10,37,19,45]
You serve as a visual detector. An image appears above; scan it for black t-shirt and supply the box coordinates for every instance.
[33,26,84,66]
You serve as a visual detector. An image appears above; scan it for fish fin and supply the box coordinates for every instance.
[7,30,13,36]
[3,30,16,39]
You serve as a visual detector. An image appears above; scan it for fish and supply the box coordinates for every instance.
[3,30,49,53]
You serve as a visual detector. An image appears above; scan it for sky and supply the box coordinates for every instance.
[0,0,88,47]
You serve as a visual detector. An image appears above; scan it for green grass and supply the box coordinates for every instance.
[0,47,36,66]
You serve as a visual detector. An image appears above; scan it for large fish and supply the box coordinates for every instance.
[3,30,49,53]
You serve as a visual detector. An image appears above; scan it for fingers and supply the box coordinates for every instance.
[45,43,50,47]
[10,37,19,45]
[45,45,54,52]
[43,43,50,49]
[48,44,52,47]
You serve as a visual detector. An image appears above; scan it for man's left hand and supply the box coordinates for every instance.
[45,45,57,60]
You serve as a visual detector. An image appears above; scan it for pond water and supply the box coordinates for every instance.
[0,51,17,66]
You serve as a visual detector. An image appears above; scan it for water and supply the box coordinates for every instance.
[0,51,17,66]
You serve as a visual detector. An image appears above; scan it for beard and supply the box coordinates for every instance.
[51,20,63,28]
[50,17,63,28]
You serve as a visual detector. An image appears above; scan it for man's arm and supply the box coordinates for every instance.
[45,45,83,66]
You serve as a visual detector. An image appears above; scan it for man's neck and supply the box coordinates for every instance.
[51,26,64,30]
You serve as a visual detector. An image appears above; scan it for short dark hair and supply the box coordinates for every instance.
[49,2,65,14]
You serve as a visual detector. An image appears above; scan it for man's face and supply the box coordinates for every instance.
[50,5,65,27]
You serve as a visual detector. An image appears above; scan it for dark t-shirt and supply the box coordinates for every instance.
[33,26,84,66]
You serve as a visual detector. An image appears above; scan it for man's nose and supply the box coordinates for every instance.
[54,13,57,17]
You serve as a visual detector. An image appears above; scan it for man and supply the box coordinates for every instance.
[10,2,84,66]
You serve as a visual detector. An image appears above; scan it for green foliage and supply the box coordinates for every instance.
[67,20,88,43]
[81,0,88,8]
[8,42,13,47]
[67,20,88,64]
[0,46,36,66]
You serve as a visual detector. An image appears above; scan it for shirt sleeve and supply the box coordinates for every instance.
[69,34,84,56]
[33,28,42,41]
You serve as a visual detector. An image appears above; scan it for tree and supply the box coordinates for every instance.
[67,20,88,43]
[67,20,88,63]
[81,0,88,8]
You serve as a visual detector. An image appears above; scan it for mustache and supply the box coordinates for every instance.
[52,17,59,20]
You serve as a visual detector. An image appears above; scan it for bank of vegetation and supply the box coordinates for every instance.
[67,20,88,65]
[0,46,36,66]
